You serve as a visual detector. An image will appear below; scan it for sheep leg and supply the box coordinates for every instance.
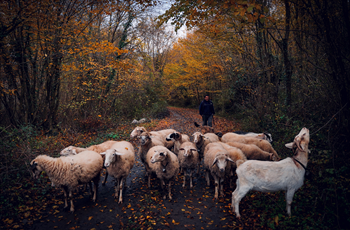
[118,178,124,204]
[88,181,93,196]
[102,169,108,185]
[92,174,100,203]
[205,170,210,186]
[214,175,219,200]
[114,178,120,200]
[69,190,74,212]
[220,178,224,197]
[182,169,187,188]
[189,170,193,189]
[168,180,172,200]
[147,173,152,188]
[285,189,296,217]
[197,163,200,174]
[62,186,69,210]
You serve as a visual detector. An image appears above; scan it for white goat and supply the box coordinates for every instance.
[231,127,310,218]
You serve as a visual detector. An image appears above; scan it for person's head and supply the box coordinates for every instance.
[204,95,210,101]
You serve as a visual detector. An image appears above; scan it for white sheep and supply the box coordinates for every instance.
[137,131,165,175]
[165,131,191,155]
[210,142,247,188]
[193,131,220,157]
[145,146,180,199]
[178,142,200,188]
[231,127,310,218]
[60,140,118,185]
[30,150,103,212]
[233,131,273,143]
[130,126,176,149]
[203,143,235,199]
[221,133,279,159]
[226,142,280,161]
[100,141,135,203]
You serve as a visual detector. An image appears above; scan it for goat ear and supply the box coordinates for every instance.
[226,157,235,163]
[212,157,218,167]
[285,142,294,149]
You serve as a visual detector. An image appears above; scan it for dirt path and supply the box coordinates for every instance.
[30,107,249,230]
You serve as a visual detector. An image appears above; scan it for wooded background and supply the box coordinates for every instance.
[1,0,349,228]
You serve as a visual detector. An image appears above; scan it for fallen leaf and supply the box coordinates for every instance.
[88,216,93,221]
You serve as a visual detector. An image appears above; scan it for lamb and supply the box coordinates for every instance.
[203,143,235,199]
[232,131,273,143]
[100,141,135,203]
[226,142,280,161]
[130,126,176,149]
[60,140,118,185]
[137,131,165,174]
[178,142,200,188]
[231,127,310,218]
[221,133,280,159]
[145,146,180,199]
[30,150,103,212]
[165,131,191,155]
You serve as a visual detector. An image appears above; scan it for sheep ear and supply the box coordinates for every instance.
[179,148,184,151]
[175,133,180,139]
[212,157,218,167]
[31,161,37,170]
[72,149,77,155]
[190,149,197,152]
[285,142,294,149]
[100,152,106,155]
[159,152,165,156]
[114,149,124,155]
[226,157,235,163]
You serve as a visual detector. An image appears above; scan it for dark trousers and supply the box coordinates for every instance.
[202,114,213,127]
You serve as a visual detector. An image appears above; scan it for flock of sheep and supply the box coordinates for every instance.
[30,123,310,218]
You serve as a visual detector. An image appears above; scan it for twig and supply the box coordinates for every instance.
[311,103,348,136]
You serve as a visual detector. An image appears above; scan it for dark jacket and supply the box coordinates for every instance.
[199,100,215,116]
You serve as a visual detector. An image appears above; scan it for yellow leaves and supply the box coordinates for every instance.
[172,219,180,225]
[88,216,93,221]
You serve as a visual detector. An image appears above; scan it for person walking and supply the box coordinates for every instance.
[199,95,215,127]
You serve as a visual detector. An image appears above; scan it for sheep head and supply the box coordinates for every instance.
[166,132,181,141]
[60,146,77,156]
[151,150,168,163]
[30,159,43,179]
[130,126,147,139]
[192,132,205,144]
[212,153,234,173]
[139,132,151,145]
[100,149,125,167]
[179,147,197,157]
[285,127,310,153]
